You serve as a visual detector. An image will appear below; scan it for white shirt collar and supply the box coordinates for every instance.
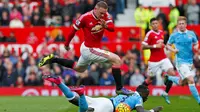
[178,29,188,34]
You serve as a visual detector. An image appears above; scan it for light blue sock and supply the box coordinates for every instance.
[79,95,88,112]
[168,76,180,85]
[58,83,75,99]
[189,84,200,103]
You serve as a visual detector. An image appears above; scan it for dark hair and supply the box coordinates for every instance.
[150,17,158,23]
[136,85,149,93]
[96,1,108,9]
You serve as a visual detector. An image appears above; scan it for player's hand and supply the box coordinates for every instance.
[64,46,70,51]
[155,43,163,48]
[153,106,163,112]
[100,19,107,28]
[174,49,179,54]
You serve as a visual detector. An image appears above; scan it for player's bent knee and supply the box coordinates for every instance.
[187,76,195,84]
[69,95,80,106]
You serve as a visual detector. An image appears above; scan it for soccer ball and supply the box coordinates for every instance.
[115,103,131,112]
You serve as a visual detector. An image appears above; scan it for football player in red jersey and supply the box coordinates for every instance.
[141,18,177,104]
[38,1,133,95]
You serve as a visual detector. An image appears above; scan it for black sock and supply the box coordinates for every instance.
[112,68,123,90]
[165,80,173,93]
[52,58,75,68]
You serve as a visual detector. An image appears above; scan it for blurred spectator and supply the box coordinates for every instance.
[77,70,95,86]
[15,76,24,88]
[62,0,75,19]
[195,70,200,85]
[84,0,95,13]
[89,64,99,85]
[168,4,180,31]
[114,45,125,57]
[2,61,17,87]
[187,0,200,25]
[115,31,123,43]
[129,68,144,86]
[2,48,10,58]
[51,0,62,17]
[63,15,72,27]
[134,4,147,30]
[129,29,139,41]
[0,59,6,86]
[130,44,141,65]
[10,7,22,21]
[99,71,115,86]
[157,9,169,31]
[0,31,6,42]
[14,0,23,14]
[25,72,40,86]
[53,64,63,77]
[26,32,38,44]
[16,61,25,79]
[23,16,31,27]
[6,32,16,42]
[194,50,200,70]
[44,14,52,26]
[0,11,9,26]
[31,14,45,26]
[9,17,24,28]
[176,0,185,16]
[44,31,53,43]
[55,30,65,42]
[25,57,38,82]
[145,6,155,30]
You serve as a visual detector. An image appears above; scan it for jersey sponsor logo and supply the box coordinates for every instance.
[91,24,103,34]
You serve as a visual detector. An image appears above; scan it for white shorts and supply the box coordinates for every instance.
[77,42,110,68]
[147,58,173,77]
[176,63,195,79]
[85,96,114,112]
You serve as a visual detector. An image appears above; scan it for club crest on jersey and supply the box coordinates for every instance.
[91,24,103,34]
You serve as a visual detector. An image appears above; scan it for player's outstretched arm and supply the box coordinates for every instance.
[64,27,77,50]
[141,43,162,50]
[136,106,163,112]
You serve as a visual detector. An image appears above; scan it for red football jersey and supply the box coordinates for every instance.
[142,30,166,62]
[73,10,113,48]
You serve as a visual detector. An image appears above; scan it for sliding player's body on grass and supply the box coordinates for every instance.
[43,75,163,112]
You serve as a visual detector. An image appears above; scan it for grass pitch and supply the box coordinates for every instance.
[0,96,199,112]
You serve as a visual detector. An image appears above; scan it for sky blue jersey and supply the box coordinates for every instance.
[167,30,198,64]
[110,92,143,110]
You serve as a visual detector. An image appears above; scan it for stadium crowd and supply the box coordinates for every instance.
[0,0,126,27]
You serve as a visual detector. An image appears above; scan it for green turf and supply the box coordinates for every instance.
[0,96,199,112]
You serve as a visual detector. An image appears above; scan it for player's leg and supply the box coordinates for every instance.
[89,48,133,95]
[142,61,160,86]
[178,64,200,104]
[187,75,200,104]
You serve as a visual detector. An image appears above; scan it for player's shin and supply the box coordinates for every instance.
[112,67,123,90]
[58,83,75,100]
[79,95,88,112]
[52,58,75,69]
[167,76,180,85]
[189,83,200,103]
[165,80,173,93]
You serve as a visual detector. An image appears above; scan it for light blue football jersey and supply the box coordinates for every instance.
[168,30,198,64]
[110,92,143,110]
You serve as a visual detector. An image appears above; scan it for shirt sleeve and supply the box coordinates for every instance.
[191,31,198,44]
[105,12,113,24]
[167,34,175,44]
[73,15,85,30]
[135,97,143,107]
[142,32,151,45]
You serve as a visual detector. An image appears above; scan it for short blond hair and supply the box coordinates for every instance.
[177,16,187,23]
